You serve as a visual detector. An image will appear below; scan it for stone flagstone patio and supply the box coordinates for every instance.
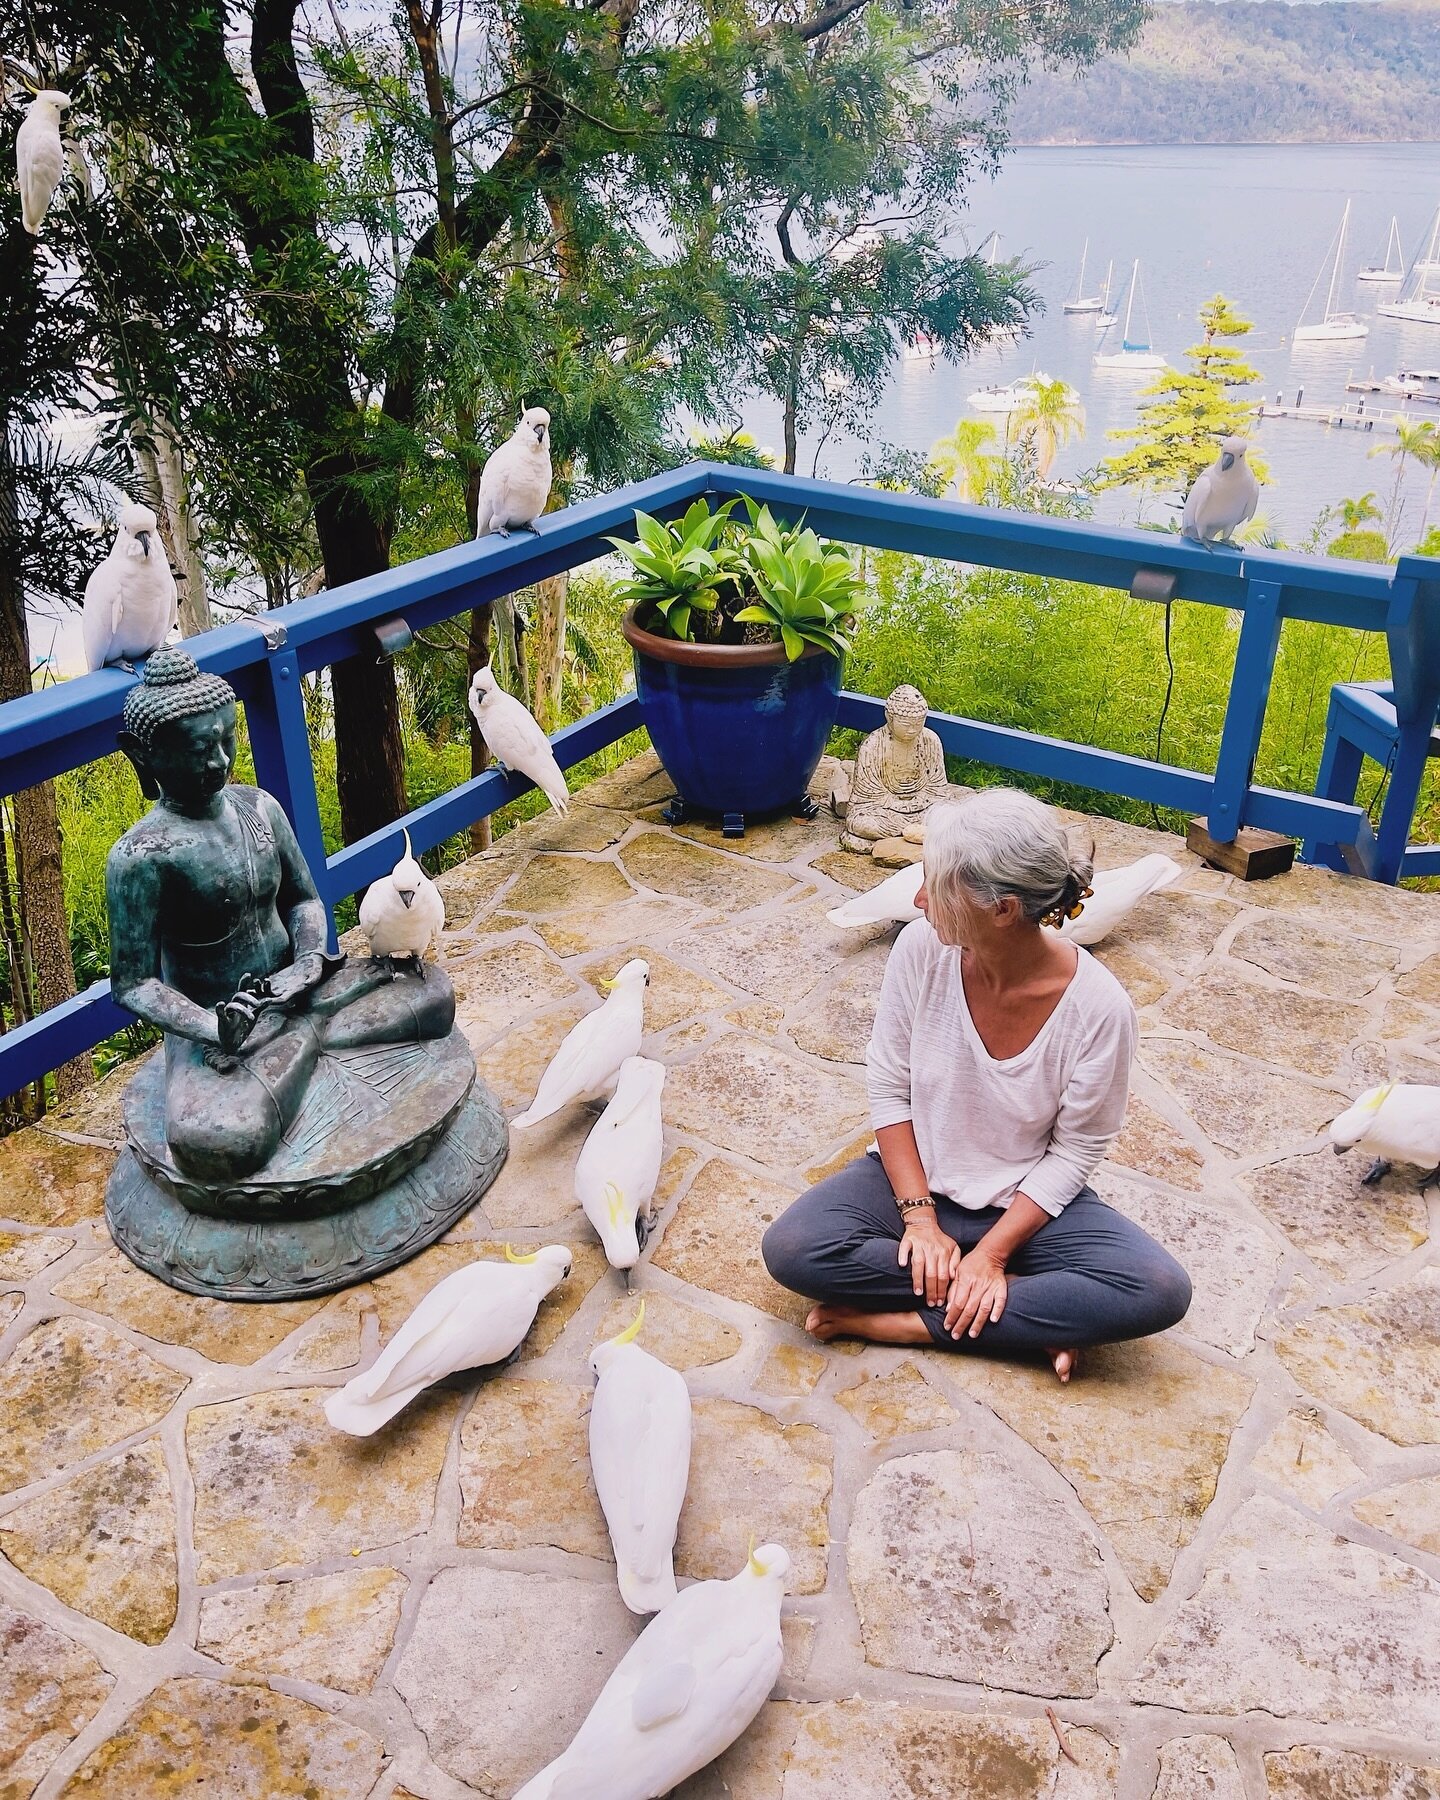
[2,749,1440,1799]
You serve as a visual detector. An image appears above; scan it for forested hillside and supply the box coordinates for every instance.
[1009,1,1440,143]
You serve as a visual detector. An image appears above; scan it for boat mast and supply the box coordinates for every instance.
[1388,215,1403,277]
[1324,201,1349,323]
[1122,260,1138,345]
[1075,238,1088,300]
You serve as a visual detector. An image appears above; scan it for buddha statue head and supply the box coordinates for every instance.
[883,683,930,750]
[118,648,239,805]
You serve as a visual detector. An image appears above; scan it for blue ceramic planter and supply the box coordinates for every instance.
[622,609,842,826]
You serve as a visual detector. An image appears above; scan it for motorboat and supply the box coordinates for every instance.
[966,378,1035,414]
[1293,200,1369,343]
[1380,367,1440,402]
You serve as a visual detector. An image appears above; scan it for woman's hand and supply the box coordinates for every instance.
[944,1248,1009,1340]
[898,1211,961,1308]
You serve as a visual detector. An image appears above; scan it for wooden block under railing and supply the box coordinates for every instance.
[1187,818,1296,881]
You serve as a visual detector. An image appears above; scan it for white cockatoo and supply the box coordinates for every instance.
[575,1056,666,1270]
[1329,1082,1440,1187]
[468,665,569,815]
[1182,437,1260,547]
[512,1541,790,1799]
[358,829,445,973]
[589,1299,692,1615]
[476,406,552,536]
[16,89,70,235]
[81,504,178,672]
[323,1244,572,1436]
[1056,853,1185,946]
[826,862,924,930]
[511,959,650,1130]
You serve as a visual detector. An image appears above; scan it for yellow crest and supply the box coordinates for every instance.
[1359,1082,1394,1114]
[504,1243,539,1264]
[747,1532,767,1577]
[609,1297,646,1347]
[599,974,619,991]
[605,1181,629,1227]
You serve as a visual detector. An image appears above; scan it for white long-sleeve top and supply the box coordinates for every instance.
[865,919,1136,1217]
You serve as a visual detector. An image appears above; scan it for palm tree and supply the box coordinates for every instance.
[1338,492,1383,531]
[928,418,998,502]
[1011,376,1085,479]
[1370,419,1439,543]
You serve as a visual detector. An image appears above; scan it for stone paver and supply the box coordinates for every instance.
[57,1676,384,1797]
[850,1450,1112,1697]
[0,1598,113,1797]
[0,1441,176,1642]
[4,753,1440,1796]
[1132,1495,1440,1737]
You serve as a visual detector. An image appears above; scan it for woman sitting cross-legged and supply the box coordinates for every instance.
[763,787,1191,1382]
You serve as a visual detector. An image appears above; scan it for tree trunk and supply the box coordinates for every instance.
[531,572,569,730]
[308,455,408,845]
[154,425,211,636]
[0,525,89,1104]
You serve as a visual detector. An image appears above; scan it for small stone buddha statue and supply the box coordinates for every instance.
[104,650,505,1300]
[839,684,949,853]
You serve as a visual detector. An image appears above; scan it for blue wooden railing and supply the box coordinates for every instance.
[1,461,1437,1092]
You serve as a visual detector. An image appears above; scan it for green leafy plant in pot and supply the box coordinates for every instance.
[610,497,863,835]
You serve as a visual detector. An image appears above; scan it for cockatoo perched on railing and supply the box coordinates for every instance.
[467,664,570,814]
[1182,436,1260,547]
[15,89,71,234]
[358,829,445,975]
[81,504,178,672]
[476,406,552,537]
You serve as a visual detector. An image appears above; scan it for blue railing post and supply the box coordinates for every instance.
[1207,577,1284,845]
[242,645,336,942]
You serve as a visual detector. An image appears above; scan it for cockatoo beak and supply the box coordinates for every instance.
[1220,452,1235,472]
[399,890,414,910]
[136,530,152,556]
[1333,1143,1349,1155]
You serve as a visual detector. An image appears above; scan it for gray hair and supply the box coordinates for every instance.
[922,789,1094,932]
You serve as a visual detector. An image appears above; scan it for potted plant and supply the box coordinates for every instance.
[609,498,862,835]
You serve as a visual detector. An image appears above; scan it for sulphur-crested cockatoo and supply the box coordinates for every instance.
[1056,853,1184,947]
[1182,436,1260,547]
[16,89,70,235]
[358,829,445,973]
[589,1300,692,1614]
[575,1056,666,1269]
[512,1541,790,1799]
[323,1245,572,1436]
[1329,1082,1440,1187]
[512,959,650,1130]
[826,862,924,929]
[476,406,552,536]
[81,504,178,672]
[468,665,569,815]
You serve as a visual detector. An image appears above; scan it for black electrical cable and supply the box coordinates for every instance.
[1148,597,1176,833]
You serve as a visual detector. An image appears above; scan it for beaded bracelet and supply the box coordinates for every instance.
[896,1194,935,1218]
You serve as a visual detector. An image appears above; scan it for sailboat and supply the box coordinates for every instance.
[1095,260,1118,329]
[1357,216,1405,284]
[1063,240,1105,315]
[1293,201,1368,343]
[1377,206,1440,327]
[1093,261,1165,370]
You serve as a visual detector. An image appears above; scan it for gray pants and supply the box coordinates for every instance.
[762,1154,1192,1353]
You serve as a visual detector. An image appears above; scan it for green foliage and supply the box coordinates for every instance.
[1010,378,1085,478]
[1101,296,1262,500]
[733,504,864,661]
[606,501,744,643]
[1326,529,1391,564]
[1007,0,1440,145]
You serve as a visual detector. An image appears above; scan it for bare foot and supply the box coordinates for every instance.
[805,1305,931,1346]
[1047,1346,1079,1384]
